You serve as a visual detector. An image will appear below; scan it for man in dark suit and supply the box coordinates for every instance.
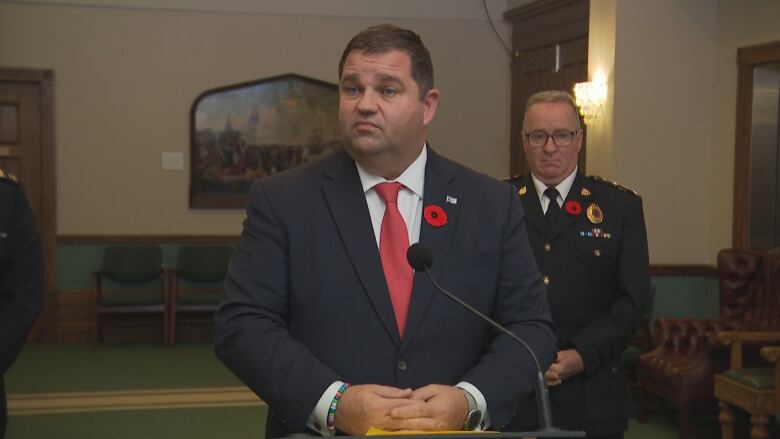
[504,91,651,438]
[0,170,44,439]
[215,24,556,438]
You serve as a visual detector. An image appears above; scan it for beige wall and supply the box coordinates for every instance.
[710,0,780,261]
[587,0,780,265]
[0,1,512,235]
[614,0,718,265]
[4,0,780,265]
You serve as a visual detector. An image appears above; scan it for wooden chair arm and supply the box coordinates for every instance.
[717,332,780,345]
[716,332,780,370]
[761,346,780,363]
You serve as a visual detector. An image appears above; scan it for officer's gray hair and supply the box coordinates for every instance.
[523,90,581,130]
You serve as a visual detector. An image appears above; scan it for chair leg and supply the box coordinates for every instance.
[163,311,170,347]
[638,387,647,423]
[749,414,769,439]
[169,308,176,347]
[718,400,734,439]
[91,314,98,348]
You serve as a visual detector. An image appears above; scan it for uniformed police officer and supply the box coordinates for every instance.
[0,170,44,438]
[504,91,650,438]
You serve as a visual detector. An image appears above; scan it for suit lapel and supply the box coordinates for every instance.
[401,150,459,348]
[321,151,401,345]
[548,172,588,241]
[519,176,545,234]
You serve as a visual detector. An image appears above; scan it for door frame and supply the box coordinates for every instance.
[732,41,780,249]
[504,0,589,176]
[0,68,57,341]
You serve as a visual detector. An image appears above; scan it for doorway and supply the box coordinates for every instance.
[504,0,589,176]
[733,41,780,249]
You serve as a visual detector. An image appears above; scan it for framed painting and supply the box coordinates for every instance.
[190,74,341,208]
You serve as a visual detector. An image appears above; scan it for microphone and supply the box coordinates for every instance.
[407,243,578,436]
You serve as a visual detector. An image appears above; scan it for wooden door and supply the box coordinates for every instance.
[0,69,57,341]
[505,0,589,176]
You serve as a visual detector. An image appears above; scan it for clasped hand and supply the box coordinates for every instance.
[334,384,468,435]
[543,349,584,386]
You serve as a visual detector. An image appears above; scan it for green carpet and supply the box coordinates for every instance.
[7,405,267,438]
[627,415,678,438]
[5,343,241,394]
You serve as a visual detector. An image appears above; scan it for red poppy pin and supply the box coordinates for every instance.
[564,200,582,215]
[423,204,448,227]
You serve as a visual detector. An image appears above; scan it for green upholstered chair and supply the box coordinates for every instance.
[168,244,233,345]
[91,245,168,347]
[715,333,780,439]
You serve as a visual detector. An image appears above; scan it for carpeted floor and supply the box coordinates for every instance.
[5,343,683,438]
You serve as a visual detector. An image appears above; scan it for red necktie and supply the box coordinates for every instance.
[374,182,413,337]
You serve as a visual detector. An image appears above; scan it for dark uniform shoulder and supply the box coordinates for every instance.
[587,175,639,196]
[0,168,19,185]
[0,169,20,200]
[502,173,523,184]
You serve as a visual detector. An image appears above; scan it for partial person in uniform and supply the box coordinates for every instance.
[0,169,44,439]
[504,91,651,439]
[215,24,556,438]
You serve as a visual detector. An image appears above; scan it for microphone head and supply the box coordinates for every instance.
[407,243,433,271]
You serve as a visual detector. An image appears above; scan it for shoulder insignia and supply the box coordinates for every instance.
[0,169,18,183]
[502,173,523,183]
[580,187,591,197]
[518,185,527,196]
[588,175,638,196]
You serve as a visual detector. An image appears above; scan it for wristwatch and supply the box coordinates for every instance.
[460,388,483,430]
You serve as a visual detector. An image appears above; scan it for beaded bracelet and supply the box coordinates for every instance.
[327,382,351,431]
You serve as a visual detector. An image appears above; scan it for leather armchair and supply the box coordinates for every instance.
[637,248,778,439]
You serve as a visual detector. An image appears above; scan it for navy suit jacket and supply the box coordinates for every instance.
[215,148,556,438]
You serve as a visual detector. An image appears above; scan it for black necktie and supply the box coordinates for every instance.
[544,187,561,230]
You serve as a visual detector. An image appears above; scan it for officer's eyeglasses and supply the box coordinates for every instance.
[523,130,581,147]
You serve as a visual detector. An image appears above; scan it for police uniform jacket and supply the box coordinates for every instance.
[0,173,44,376]
[505,171,651,436]
[0,171,44,437]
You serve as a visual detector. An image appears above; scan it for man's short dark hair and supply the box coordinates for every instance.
[338,24,434,100]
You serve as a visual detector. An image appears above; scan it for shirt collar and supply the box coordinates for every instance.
[355,144,427,198]
[531,167,578,201]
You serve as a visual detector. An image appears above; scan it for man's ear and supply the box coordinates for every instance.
[422,88,440,127]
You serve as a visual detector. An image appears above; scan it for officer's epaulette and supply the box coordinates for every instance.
[0,168,18,184]
[502,173,523,183]
[588,175,638,196]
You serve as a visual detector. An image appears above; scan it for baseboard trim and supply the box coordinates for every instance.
[8,386,262,415]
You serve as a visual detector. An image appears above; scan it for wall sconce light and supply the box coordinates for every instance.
[573,74,608,125]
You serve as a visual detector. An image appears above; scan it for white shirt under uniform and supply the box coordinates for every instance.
[531,167,577,213]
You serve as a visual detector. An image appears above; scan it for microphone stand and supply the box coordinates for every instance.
[418,265,583,437]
